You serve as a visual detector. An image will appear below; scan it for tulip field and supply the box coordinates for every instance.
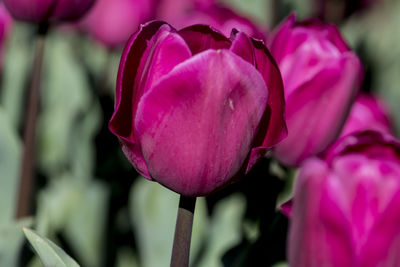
[1,0,400,266]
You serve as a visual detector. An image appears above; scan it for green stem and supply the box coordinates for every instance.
[15,22,48,219]
[170,195,196,267]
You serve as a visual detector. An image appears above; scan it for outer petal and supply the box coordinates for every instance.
[230,31,287,170]
[109,21,192,178]
[269,13,296,63]
[270,14,349,64]
[324,131,400,166]
[274,53,362,166]
[289,158,354,267]
[135,49,268,196]
[3,0,54,22]
[339,92,394,138]
[178,24,231,55]
[360,188,400,267]
[80,0,153,48]
[51,0,95,21]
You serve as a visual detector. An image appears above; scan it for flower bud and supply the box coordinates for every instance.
[340,92,393,137]
[270,14,363,167]
[80,0,154,48]
[4,0,96,23]
[109,21,286,196]
[157,3,267,40]
[289,131,400,267]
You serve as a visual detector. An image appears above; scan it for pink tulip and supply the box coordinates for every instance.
[156,2,266,40]
[3,0,96,23]
[80,0,154,48]
[270,14,363,167]
[340,92,393,137]
[109,21,286,196]
[289,131,400,267]
[0,3,12,71]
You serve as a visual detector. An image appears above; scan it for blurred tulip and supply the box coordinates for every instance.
[340,92,393,137]
[109,21,286,196]
[80,0,154,48]
[156,1,266,39]
[0,3,12,71]
[289,131,400,267]
[3,0,96,23]
[270,14,363,167]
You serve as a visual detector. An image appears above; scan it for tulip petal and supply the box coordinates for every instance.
[135,49,268,196]
[109,21,192,178]
[289,158,354,267]
[250,38,287,147]
[360,187,400,266]
[51,0,95,21]
[3,0,54,22]
[178,24,231,55]
[231,30,287,162]
[274,53,362,166]
[230,31,287,159]
[325,131,400,166]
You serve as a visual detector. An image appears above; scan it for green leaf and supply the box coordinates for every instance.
[35,176,109,267]
[37,30,92,177]
[0,108,21,223]
[197,194,246,267]
[23,227,80,267]
[271,262,289,267]
[0,218,33,267]
[129,178,208,267]
[0,22,33,128]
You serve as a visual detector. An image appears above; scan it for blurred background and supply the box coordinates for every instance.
[1,0,400,266]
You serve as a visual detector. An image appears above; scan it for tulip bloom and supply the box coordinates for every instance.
[109,21,286,196]
[340,92,393,137]
[270,14,363,167]
[157,3,266,40]
[3,0,96,23]
[80,0,154,48]
[289,131,400,267]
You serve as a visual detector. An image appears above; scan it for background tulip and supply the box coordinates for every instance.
[270,14,363,167]
[289,131,400,267]
[3,0,96,23]
[339,92,393,137]
[80,0,154,48]
[109,21,286,196]
[157,2,267,40]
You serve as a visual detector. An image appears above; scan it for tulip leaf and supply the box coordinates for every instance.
[35,176,109,267]
[23,227,80,267]
[129,178,208,267]
[38,30,92,178]
[0,22,32,127]
[0,218,33,267]
[271,262,289,267]
[0,108,21,223]
[197,194,246,267]
[221,0,270,24]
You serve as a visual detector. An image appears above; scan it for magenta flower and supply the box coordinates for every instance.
[340,92,393,138]
[289,131,400,267]
[109,21,286,196]
[157,3,267,40]
[270,14,363,167]
[3,0,96,23]
[80,0,154,48]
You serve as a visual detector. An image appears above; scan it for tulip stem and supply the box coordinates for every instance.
[15,22,48,219]
[170,195,196,267]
